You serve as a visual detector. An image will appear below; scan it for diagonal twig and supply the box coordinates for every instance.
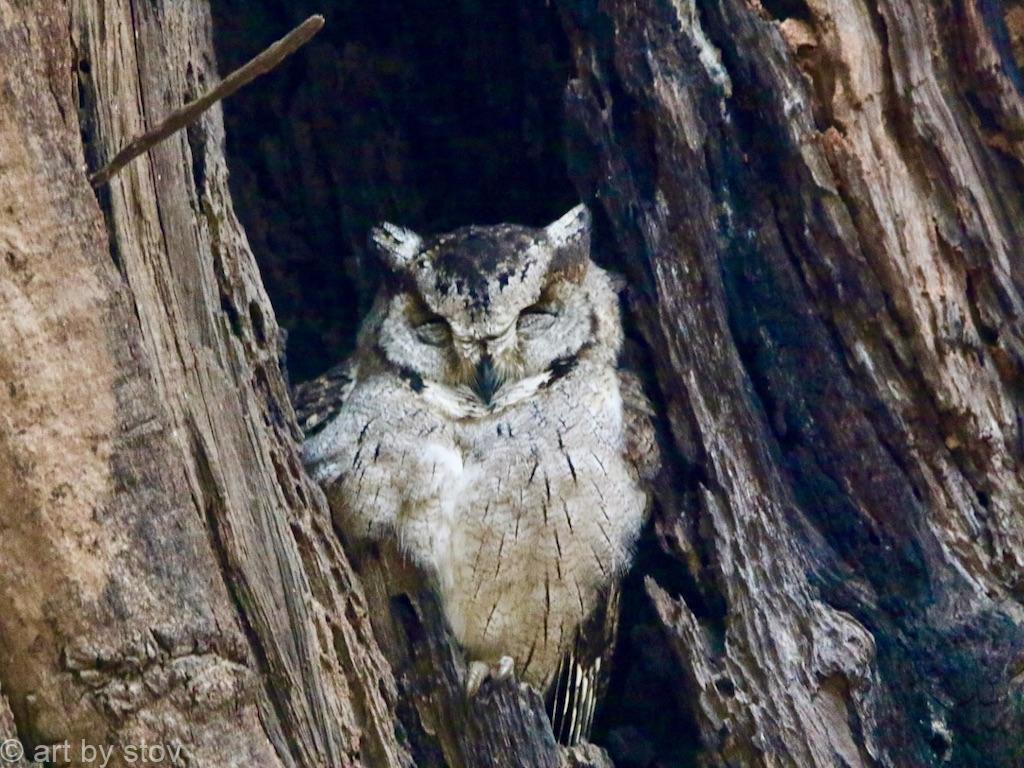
[89,14,325,188]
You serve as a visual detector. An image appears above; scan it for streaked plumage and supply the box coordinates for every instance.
[298,205,657,744]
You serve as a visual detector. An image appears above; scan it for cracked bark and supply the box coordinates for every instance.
[554,0,1024,764]
[0,2,407,766]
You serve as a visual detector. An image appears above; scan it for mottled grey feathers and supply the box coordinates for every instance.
[299,204,657,748]
[293,360,356,437]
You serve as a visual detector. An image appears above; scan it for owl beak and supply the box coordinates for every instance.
[474,356,500,405]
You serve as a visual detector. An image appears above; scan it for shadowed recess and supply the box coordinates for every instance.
[211,0,578,381]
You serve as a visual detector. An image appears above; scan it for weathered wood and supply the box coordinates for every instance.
[89,14,325,187]
[0,2,408,766]
[556,0,1024,764]
[4,0,1024,766]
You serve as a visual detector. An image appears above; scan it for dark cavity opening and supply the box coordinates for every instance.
[211,0,578,381]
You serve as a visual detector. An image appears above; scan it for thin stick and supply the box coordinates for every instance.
[89,14,325,188]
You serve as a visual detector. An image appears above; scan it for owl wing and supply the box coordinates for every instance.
[618,368,661,484]
[547,368,660,745]
[292,360,359,437]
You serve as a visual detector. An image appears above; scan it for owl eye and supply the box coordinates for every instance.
[521,302,557,316]
[517,303,558,335]
[415,317,451,346]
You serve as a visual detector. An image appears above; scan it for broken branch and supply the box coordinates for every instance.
[89,14,325,188]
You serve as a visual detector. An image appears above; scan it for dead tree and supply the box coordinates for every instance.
[0,3,402,766]
[1,1,1023,767]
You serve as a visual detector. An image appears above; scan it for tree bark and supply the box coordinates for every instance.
[555,0,1024,765]
[2,1,1024,767]
[0,2,407,766]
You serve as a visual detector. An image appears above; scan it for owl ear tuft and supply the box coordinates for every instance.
[370,222,423,270]
[545,204,591,279]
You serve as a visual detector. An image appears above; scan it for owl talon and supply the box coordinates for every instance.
[466,660,490,698]
[494,655,515,683]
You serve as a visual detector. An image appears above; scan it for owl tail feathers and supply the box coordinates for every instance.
[546,585,621,746]
[548,649,602,746]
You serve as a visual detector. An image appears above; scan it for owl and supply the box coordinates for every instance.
[297,204,657,745]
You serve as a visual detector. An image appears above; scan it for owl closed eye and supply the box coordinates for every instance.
[414,315,451,347]
[517,301,560,337]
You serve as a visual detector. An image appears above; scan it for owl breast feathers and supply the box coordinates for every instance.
[299,204,656,743]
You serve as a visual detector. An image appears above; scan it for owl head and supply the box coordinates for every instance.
[368,204,621,406]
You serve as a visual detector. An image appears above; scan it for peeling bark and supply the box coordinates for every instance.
[1,2,407,766]
[557,0,1024,764]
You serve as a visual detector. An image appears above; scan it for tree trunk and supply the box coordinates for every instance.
[2,1,1023,768]
[0,3,406,766]
[555,0,1024,765]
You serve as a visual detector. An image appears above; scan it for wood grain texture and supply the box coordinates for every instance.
[0,2,408,766]
[89,14,324,188]
[557,0,1024,763]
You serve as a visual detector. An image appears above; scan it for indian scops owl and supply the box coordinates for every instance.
[297,204,657,744]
